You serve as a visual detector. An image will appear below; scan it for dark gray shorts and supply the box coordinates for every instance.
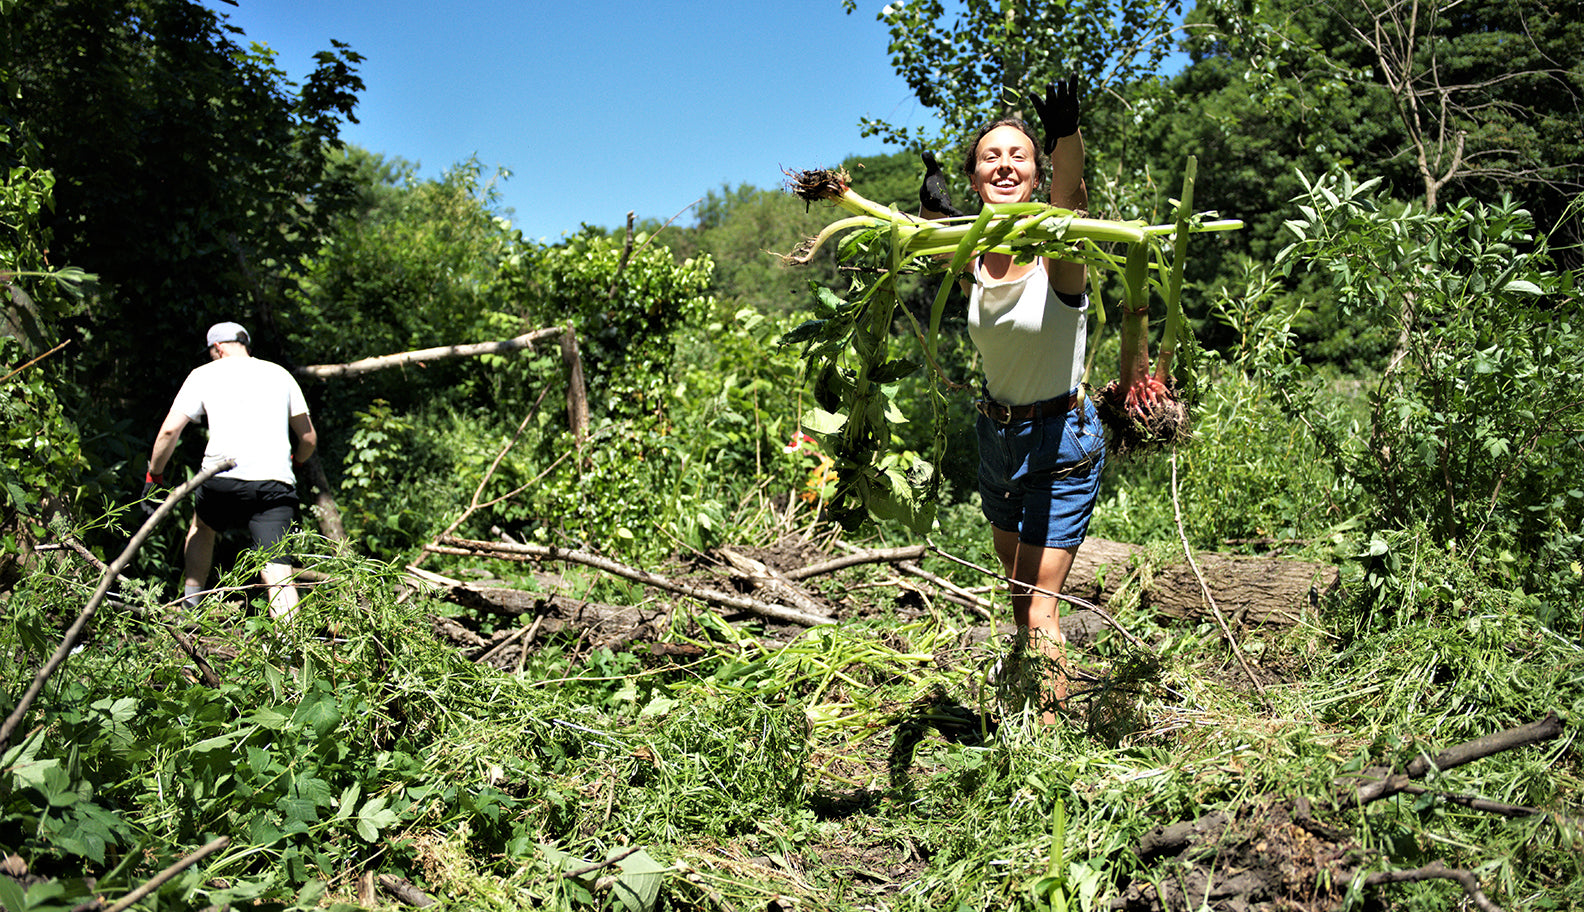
[194,477,298,560]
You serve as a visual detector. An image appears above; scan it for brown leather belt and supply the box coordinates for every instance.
[975,392,1080,425]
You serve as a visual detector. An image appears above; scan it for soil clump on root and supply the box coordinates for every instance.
[1093,379,1191,458]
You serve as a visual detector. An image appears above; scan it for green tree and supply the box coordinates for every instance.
[1189,0,1584,224]
[845,0,1186,150]
[2,0,364,413]
[288,151,520,389]
[1274,171,1583,617]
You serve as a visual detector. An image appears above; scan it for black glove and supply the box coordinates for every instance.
[919,151,963,218]
[1031,75,1080,153]
[139,471,163,518]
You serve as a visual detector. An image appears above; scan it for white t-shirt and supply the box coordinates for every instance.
[171,355,309,484]
[967,261,1087,406]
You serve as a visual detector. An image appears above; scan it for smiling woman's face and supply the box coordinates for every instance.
[969,124,1039,204]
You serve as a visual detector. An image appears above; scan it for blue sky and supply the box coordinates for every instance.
[203,0,940,242]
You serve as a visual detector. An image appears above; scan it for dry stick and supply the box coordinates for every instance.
[1364,861,1502,912]
[294,326,566,380]
[476,611,547,666]
[924,542,1155,654]
[377,873,437,907]
[428,536,834,627]
[1338,712,1565,809]
[719,547,829,618]
[605,211,637,299]
[898,559,994,620]
[412,384,555,568]
[0,338,71,383]
[0,460,234,752]
[781,544,928,580]
[812,541,994,619]
[103,836,230,912]
[1395,783,1549,818]
[1170,452,1270,709]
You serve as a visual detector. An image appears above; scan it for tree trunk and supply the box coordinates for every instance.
[1066,538,1337,628]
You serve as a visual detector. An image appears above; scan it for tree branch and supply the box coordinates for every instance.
[0,460,235,751]
[294,327,566,380]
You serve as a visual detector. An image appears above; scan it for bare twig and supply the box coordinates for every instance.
[1336,712,1566,809]
[1,339,72,383]
[782,544,927,580]
[1171,452,1269,709]
[0,460,235,752]
[563,845,641,879]
[104,836,229,912]
[377,873,436,907]
[898,559,994,620]
[605,211,637,299]
[813,541,993,619]
[925,541,1155,654]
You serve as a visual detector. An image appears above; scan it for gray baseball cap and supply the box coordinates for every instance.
[205,322,250,347]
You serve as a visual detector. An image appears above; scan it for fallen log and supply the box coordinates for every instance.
[1066,537,1337,629]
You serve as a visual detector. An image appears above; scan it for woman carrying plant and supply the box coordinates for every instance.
[919,76,1105,721]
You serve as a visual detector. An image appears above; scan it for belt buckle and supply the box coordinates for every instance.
[978,398,1012,425]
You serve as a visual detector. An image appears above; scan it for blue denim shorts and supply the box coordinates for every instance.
[976,395,1106,549]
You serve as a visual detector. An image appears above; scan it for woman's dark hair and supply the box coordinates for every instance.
[960,117,1046,188]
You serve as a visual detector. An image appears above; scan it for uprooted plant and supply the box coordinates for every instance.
[779,158,1239,528]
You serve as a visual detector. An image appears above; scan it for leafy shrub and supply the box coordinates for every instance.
[1275,172,1584,622]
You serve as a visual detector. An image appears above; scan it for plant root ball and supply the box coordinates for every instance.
[785,167,850,203]
[1094,379,1191,458]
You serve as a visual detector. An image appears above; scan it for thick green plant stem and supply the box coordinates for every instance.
[1156,156,1197,384]
[1119,242,1152,392]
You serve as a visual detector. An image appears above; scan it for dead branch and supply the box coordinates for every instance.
[1336,712,1566,809]
[605,211,637,299]
[560,327,590,443]
[298,453,347,540]
[428,536,835,627]
[0,339,71,383]
[782,544,928,580]
[807,541,992,619]
[377,873,437,907]
[897,559,994,619]
[293,327,566,380]
[564,845,642,879]
[1364,861,1503,912]
[104,836,230,912]
[1395,783,1549,818]
[0,459,235,752]
[1120,713,1566,911]
[720,547,829,618]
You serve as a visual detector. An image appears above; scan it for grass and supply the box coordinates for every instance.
[2,506,1580,912]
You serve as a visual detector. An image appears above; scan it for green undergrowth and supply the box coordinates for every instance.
[3,531,1580,911]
